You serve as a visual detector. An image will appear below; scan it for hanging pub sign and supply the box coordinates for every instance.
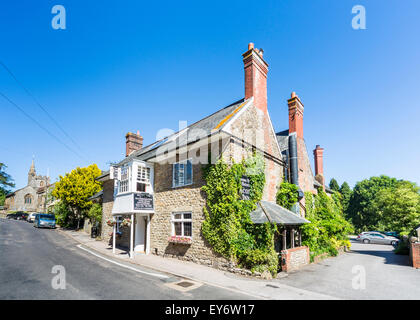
[133,192,154,211]
[109,166,120,180]
[240,175,251,200]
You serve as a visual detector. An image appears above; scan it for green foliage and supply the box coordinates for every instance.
[371,181,420,235]
[53,201,74,228]
[339,181,352,213]
[347,175,399,232]
[0,163,14,205]
[347,176,420,235]
[276,182,299,210]
[301,191,354,260]
[393,240,409,255]
[87,203,103,225]
[329,178,340,192]
[202,153,278,276]
[52,164,102,228]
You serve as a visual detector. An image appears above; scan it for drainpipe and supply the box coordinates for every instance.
[288,133,302,215]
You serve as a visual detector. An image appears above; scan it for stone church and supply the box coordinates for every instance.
[5,159,51,213]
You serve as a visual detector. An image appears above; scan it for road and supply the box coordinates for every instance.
[0,218,251,300]
[275,238,420,299]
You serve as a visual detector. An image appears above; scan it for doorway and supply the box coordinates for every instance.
[134,215,147,253]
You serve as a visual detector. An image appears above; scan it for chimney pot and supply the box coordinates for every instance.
[248,42,254,50]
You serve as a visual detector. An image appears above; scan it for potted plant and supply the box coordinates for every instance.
[106,219,116,227]
[120,218,132,227]
[168,236,192,244]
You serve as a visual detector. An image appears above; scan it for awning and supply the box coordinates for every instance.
[250,201,309,225]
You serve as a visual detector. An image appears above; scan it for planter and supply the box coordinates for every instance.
[168,236,192,245]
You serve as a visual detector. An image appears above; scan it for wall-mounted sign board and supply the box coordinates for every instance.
[133,192,154,211]
[240,175,251,200]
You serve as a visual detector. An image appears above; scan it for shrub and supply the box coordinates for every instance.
[301,191,354,260]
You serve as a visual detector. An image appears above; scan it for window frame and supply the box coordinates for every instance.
[172,158,193,188]
[171,212,192,238]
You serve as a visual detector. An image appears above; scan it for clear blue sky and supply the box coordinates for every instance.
[1,0,419,190]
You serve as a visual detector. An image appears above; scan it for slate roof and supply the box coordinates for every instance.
[275,129,289,153]
[112,98,247,168]
[250,200,309,225]
[88,190,103,201]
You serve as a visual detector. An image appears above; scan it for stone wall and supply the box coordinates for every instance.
[410,242,420,269]
[101,179,115,245]
[150,161,228,266]
[280,246,310,272]
[224,103,284,202]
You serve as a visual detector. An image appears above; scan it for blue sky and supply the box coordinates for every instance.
[1,0,419,190]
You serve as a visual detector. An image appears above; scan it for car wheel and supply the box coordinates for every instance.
[363,239,370,244]
[391,241,397,246]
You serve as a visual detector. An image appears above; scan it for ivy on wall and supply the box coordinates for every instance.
[201,153,278,276]
[276,181,299,210]
[301,190,354,260]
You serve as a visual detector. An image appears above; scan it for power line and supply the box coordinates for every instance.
[0,61,85,154]
[0,91,85,160]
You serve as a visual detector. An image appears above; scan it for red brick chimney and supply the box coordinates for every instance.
[125,131,143,157]
[313,145,325,189]
[288,92,304,139]
[243,43,269,114]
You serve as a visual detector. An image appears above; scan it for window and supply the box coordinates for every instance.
[171,212,192,237]
[119,166,129,193]
[173,159,192,188]
[136,166,150,192]
[24,194,32,204]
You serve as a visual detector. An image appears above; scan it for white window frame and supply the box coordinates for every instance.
[172,159,193,188]
[171,212,192,238]
[118,165,130,194]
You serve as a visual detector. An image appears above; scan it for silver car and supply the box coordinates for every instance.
[357,232,399,245]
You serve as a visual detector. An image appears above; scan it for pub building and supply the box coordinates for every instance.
[98,43,331,272]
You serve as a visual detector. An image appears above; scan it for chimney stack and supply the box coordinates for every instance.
[243,42,269,114]
[313,145,325,189]
[125,131,143,157]
[288,92,304,139]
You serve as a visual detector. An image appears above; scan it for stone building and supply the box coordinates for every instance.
[4,159,52,213]
[97,43,330,271]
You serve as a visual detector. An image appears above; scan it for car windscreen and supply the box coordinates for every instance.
[40,214,55,220]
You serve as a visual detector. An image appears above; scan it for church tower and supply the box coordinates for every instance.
[28,158,36,184]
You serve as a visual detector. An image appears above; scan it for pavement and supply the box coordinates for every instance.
[56,224,336,300]
[2,217,419,300]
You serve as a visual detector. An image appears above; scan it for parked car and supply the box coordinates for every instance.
[34,213,56,229]
[383,231,399,238]
[27,212,37,223]
[357,232,399,245]
[16,212,29,221]
[6,213,17,219]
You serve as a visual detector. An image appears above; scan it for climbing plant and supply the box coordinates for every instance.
[300,190,354,260]
[276,181,299,210]
[201,153,278,276]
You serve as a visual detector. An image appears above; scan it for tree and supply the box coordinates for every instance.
[52,164,102,229]
[339,181,352,214]
[372,181,420,235]
[0,163,15,206]
[87,203,102,226]
[329,178,340,192]
[347,175,398,232]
